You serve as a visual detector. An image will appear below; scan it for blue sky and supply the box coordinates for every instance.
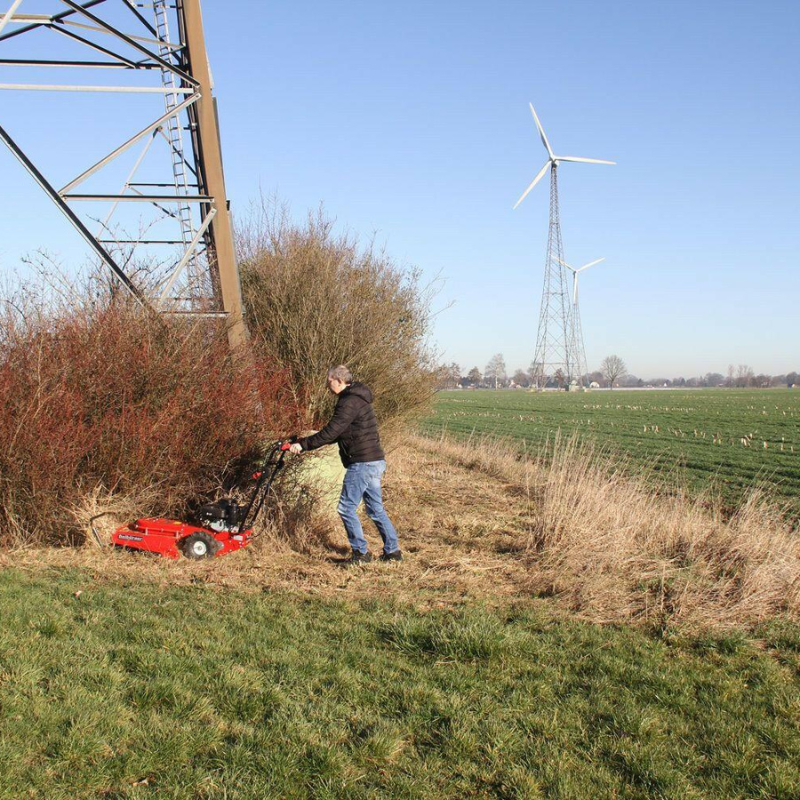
[1,0,798,378]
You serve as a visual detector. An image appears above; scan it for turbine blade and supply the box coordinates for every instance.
[513,161,550,209]
[557,156,616,165]
[529,103,554,158]
[577,257,605,272]
[556,256,575,272]
[573,273,579,305]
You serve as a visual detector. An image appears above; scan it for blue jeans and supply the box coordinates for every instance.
[337,460,399,555]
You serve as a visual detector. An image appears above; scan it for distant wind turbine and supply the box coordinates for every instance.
[558,257,605,306]
[558,256,605,387]
[514,101,615,390]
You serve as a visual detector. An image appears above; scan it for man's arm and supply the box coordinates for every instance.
[297,396,363,451]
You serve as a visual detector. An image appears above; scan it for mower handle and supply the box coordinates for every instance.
[238,441,292,534]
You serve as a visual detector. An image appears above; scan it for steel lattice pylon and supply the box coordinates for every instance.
[0,0,246,347]
[569,295,588,388]
[530,164,575,390]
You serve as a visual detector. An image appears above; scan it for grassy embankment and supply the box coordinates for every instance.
[421,388,800,515]
[2,567,800,800]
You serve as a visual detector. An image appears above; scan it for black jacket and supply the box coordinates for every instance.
[298,382,385,467]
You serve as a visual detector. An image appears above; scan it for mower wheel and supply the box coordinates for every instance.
[181,531,220,560]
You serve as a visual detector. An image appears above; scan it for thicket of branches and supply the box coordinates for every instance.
[237,202,438,427]
[0,289,303,547]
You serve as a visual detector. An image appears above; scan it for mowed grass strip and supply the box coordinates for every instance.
[421,388,800,514]
[2,568,800,799]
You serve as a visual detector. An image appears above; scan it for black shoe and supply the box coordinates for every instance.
[345,550,373,566]
[379,549,403,562]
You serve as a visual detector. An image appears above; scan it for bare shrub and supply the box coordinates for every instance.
[420,433,800,629]
[0,292,303,548]
[237,200,438,426]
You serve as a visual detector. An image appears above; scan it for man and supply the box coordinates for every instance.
[289,366,402,565]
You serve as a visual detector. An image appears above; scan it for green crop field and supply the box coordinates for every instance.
[421,388,800,515]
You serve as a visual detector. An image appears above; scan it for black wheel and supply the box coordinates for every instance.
[181,531,220,560]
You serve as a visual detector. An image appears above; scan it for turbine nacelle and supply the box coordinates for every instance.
[513,102,615,209]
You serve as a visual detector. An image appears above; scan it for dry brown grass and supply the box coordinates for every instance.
[426,432,800,629]
[3,432,798,630]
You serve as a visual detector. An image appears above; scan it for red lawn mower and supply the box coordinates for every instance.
[93,441,291,560]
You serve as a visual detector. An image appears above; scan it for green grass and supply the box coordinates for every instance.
[421,388,800,515]
[2,568,800,799]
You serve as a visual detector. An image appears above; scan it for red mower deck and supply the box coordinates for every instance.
[112,517,253,559]
[101,441,291,560]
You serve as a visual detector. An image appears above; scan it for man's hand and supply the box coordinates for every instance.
[289,443,303,455]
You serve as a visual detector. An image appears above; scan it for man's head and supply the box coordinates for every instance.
[327,365,352,395]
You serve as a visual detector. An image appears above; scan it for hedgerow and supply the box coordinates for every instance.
[0,294,303,546]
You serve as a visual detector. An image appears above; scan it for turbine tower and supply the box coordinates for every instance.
[514,103,614,389]
[558,256,604,387]
[0,0,246,348]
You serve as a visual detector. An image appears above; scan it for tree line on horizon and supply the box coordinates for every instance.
[436,356,799,391]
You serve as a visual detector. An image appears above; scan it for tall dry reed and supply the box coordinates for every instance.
[422,433,799,629]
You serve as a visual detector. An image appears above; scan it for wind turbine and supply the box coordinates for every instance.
[558,257,605,387]
[514,102,614,390]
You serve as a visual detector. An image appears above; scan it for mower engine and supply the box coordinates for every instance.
[195,498,246,533]
[109,442,290,560]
